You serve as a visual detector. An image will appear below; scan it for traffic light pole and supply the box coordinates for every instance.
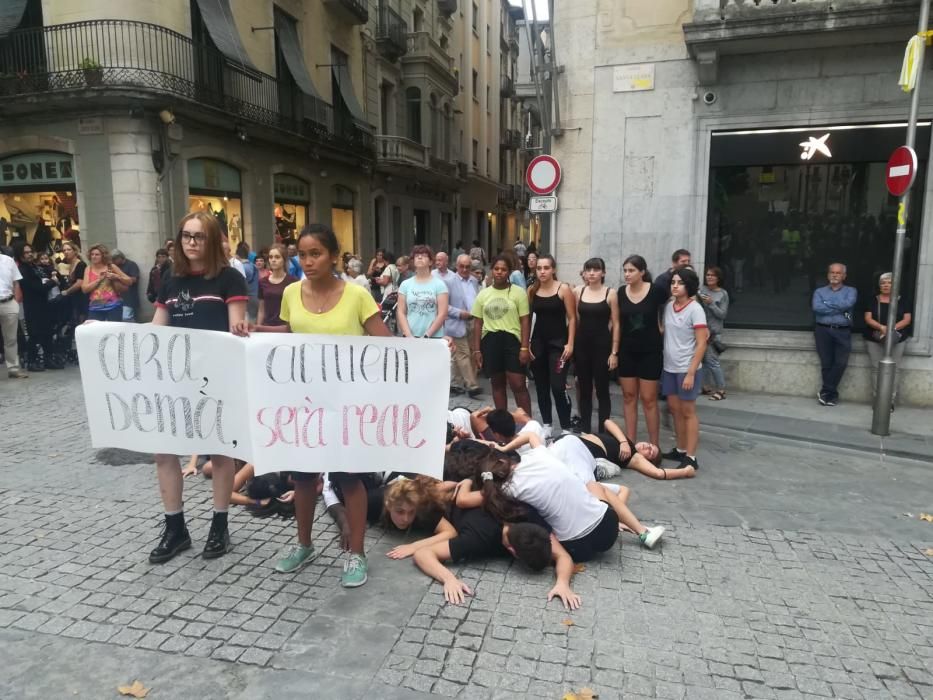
[871,0,930,435]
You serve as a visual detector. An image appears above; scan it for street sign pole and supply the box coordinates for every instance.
[872,0,930,435]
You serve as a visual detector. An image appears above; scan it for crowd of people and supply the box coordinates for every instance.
[0,213,913,604]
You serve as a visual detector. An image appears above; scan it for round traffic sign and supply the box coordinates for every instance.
[886,146,917,197]
[526,155,562,195]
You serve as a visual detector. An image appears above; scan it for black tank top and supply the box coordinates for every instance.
[577,288,611,338]
[531,288,567,341]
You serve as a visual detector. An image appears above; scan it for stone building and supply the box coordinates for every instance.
[0,0,523,311]
[553,0,933,405]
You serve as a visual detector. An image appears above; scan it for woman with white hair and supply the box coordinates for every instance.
[342,257,369,289]
[863,272,912,409]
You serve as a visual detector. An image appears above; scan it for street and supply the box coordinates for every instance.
[0,368,931,699]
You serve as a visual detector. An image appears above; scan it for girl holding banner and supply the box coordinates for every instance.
[149,212,249,564]
[270,224,393,587]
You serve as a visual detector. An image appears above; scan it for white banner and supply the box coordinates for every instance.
[76,323,450,478]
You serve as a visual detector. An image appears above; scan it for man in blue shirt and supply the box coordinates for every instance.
[445,254,482,397]
[811,262,857,406]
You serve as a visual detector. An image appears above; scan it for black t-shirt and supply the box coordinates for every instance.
[117,259,141,310]
[863,296,912,341]
[156,267,248,331]
[447,504,550,563]
[618,284,667,353]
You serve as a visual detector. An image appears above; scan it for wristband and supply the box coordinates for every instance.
[520,347,529,351]
[472,350,481,354]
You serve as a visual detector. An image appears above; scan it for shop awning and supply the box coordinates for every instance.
[274,9,322,99]
[194,0,257,71]
[0,0,28,38]
[332,63,366,123]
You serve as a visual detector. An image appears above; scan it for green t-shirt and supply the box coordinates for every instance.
[471,284,529,340]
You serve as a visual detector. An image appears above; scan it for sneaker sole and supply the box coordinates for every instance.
[642,527,665,549]
[341,573,368,588]
[817,392,828,406]
[274,549,317,574]
[148,538,192,564]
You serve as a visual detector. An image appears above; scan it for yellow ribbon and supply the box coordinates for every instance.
[898,201,906,226]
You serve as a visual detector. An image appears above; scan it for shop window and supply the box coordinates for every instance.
[188,158,244,246]
[0,152,78,249]
[472,2,478,32]
[705,124,928,331]
[332,184,355,256]
[273,173,310,241]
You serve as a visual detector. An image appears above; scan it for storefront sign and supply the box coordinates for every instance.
[75,323,449,477]
[0,152,75,187]
[188,158,241,193]
[613,63,655,93]
[78,117,103,135]
[799,134,832,160]
[274,174,310,202]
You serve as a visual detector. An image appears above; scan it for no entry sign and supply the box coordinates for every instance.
[526,155,562,195]
[886,146,917,197]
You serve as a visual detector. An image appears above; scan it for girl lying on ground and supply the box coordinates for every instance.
[381,452,582,609]
[182,457,296,516]
[457,435,664,559]
[573,418,696,481]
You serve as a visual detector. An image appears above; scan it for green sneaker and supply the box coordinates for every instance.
[274,544,316,573]
[341,553,368,588]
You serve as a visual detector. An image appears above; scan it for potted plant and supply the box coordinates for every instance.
[79,57,103,87]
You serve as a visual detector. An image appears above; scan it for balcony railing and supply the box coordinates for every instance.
[376,5,408,61]
[693,0,893,21]
[376,135,430,167]
[404,31,455,73]
[0,19,373,155]
[324,0,369,25]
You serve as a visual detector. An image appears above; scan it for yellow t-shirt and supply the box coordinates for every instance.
[471,283,529,340]
[280,280,379,335]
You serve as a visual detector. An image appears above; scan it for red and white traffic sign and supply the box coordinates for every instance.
[526,155,562,195]
[886,146,917,197]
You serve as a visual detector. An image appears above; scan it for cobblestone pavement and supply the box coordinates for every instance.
[0,368,931,699]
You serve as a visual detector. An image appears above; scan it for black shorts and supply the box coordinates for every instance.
[559,507,619,562]
[618,350,662,381]
[481,331,522,376]
[289,471,364,485]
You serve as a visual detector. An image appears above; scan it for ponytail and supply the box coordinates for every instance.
[472,451,526,522]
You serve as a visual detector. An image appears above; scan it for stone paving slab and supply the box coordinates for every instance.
[0,369,931,699]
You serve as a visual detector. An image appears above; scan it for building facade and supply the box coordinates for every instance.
[0,0,377,282]
[552,0,933,406]
[0,0,524,313]
[361,0,527,259]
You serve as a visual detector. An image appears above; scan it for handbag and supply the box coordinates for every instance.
[870,299,903,343]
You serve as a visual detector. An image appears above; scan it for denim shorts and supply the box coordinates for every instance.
[660,369,703,401]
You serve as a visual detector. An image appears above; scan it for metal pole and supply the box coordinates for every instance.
[871,0,930,435]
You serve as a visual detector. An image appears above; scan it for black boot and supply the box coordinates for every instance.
[202,512,231,559]
[149,513,191,564]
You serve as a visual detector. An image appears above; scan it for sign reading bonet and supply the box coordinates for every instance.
[0,152,75,187]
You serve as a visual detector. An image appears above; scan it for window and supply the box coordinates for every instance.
[485,85,490,111]
[406,87,422,143]
[705,124,929,331]
[472,2,478,32]
[413,7,423,32]
[486,148,490,177]
[472,70,478,100]
[380,81,394,134]
[472,139,479,169]
[486,25,490,54]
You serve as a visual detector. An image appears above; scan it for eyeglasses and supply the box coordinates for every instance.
[180,231,208,244]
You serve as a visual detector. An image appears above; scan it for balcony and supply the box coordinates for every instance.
[401,31,458,94]
[377,135,429,167]
[500,128,521,150]
[684,0,920,82]
[497,184,525,208]
[500,73,514,97]
[376,5,408,62]
[324,0,369,25]
[0,19,373,157]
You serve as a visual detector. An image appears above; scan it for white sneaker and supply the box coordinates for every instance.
[640,525,665,550]
[594,457,621,480]
[541,424,552,440]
